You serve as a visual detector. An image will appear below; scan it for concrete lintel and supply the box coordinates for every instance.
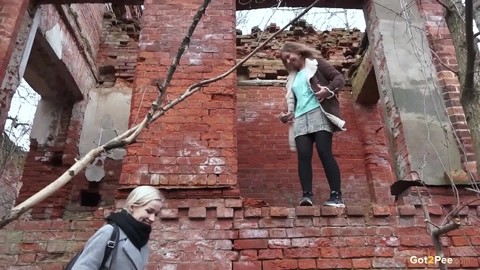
[351,47,379,105]
[236,0,364,10]
[35,0,143,5]
[35,0,364,9]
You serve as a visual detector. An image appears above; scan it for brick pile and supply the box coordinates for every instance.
[236,19,362,81]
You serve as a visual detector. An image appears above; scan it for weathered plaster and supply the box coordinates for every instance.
[369,0,462,185]
[44,24,64,60]
[30,99,61,146]
[79,87,132,162]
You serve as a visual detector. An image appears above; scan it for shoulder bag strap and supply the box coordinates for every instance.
[99,223,120,270]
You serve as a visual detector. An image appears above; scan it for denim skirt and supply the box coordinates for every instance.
[293,106,332,138]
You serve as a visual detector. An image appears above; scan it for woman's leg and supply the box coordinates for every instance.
[313,131,344,206]
[295,133,315,202]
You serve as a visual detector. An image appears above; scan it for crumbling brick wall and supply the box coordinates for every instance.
[16,4,105,219]
[67,5,141,215]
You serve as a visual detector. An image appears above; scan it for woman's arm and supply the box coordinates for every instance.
[71,224,115,270]
[316,57,345,95]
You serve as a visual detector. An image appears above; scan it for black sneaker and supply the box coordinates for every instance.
[299,192,313,206]
[323,191,345,208]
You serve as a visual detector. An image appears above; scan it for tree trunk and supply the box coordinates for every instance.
[445,0,480,173]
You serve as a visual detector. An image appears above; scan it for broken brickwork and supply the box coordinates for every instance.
[67,4,141,214]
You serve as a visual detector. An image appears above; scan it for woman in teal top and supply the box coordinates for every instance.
[278,41,346,207]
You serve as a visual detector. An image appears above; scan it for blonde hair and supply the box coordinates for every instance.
[123,186,164,212]
[280,41,323,59]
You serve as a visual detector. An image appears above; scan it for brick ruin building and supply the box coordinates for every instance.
[1,0,480,269]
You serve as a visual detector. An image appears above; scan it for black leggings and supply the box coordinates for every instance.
[295,130,341,194]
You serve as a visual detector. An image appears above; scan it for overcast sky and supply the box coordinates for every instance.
[236,7,366,34]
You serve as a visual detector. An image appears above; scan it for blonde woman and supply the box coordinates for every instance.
[70,185,164,269]
[278,41,346,207]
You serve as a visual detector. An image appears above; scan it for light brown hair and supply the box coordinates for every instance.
[279,41,323,59]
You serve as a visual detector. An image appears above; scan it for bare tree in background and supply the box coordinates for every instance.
[0,80,40,218]
[442,0,480,176]
[236,6,364,34]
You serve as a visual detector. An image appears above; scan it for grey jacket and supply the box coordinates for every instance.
[72,224,150,270]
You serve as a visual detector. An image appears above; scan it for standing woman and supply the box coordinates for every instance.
[71,185,164,269]
[278,41,346,207]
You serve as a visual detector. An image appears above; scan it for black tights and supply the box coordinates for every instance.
[295,131,341,195]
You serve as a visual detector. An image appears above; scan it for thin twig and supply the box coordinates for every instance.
[429,46,459,76]
[416,187,449,270]
[465,187,480,194]
[444,198,480,224]
[432,218,461,237]
[436,0,450,10]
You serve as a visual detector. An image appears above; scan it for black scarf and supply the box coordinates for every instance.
[106,210,151,250]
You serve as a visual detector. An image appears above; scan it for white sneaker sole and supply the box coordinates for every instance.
[323,202,345,208]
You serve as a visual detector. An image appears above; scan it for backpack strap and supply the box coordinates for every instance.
[99,223,120,270]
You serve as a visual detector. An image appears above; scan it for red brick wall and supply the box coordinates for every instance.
[18,103,74,218]
[238,86,380,207]
[416,0,477,174]
[0,0,29,133]
[120,0,238,189]
[2,201,480,269]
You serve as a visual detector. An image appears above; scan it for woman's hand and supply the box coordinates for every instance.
[314,85,331,100]
[279,111,293,124]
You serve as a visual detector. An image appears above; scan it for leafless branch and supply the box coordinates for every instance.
[6,117,30,128]
[155,0,211,101]
[444,198,480,224]
[465,187,480,194]
[416,187,459,270]
[464,0,475,94]
[432,218,461,237]
[148,0,323,123]
[436,0,450,10]
[429,47,459,76]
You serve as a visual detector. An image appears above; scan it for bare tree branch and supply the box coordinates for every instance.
[0,0,323,229]
[465,187,480,194]
[155,0,211,104]
[464,0,475,94]
[416,187,459,270]
[436,0,451,11]
[430,46,459,76]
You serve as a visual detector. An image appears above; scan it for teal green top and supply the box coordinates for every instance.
[292,69,320,118]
